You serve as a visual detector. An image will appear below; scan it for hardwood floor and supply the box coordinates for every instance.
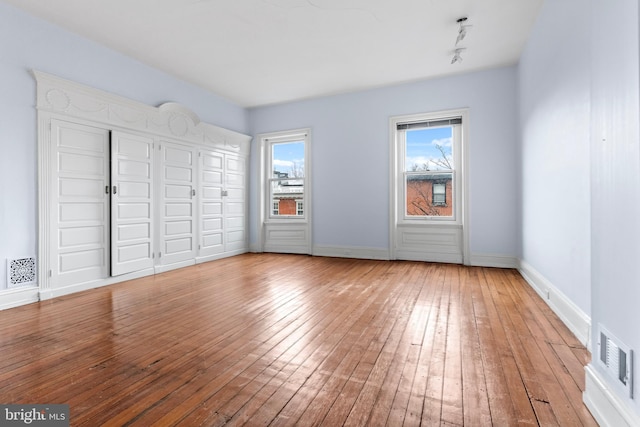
[0,254,597,426]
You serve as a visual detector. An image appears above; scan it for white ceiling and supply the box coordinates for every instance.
[5,0,543,107]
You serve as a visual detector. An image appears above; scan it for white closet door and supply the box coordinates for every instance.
[199,150,224,257]
[51,120,110,288]
[110,131,154,276]
[159,142,197,266]
[224,154,246,252]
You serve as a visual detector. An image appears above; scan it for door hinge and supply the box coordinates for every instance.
[192,189,196,196]
[159,252,162,258]
[152,252,155,259]
[48,269,52,277]
[198,245,201,250]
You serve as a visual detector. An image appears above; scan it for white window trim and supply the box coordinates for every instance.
[389,109,470,264]
[256,128,312,254]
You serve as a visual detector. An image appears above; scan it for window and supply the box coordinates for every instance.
[432,183,446,206]
[390,110,467,263]
[259,128,312,254]
[400,119,459,218]
[266,137,307,219]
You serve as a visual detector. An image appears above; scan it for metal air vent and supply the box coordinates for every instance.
[6,257,36,288]
[599,324,634,399]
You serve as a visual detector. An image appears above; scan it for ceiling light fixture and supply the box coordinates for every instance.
[451,48,465,64]
[455,17,471,45]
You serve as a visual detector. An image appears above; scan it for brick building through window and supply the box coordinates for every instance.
[406,174,453,217]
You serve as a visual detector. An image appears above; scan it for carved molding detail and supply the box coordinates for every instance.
[33,70,251,154]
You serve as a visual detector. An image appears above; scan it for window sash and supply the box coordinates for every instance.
[404,172,453,218]
[269,178,304,218]
[398,119,460,221]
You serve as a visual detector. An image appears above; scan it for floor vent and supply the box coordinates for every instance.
[599,324,634,399]
[6,257,36,288]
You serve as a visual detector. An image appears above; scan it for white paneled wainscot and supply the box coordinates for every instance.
[31,71,251,302]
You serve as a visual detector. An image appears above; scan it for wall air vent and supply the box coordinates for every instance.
[6,257,36,288]
[598,324,634,399]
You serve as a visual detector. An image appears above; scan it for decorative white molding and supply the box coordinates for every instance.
[312,245,390,260]
[584,365,640,427]
[469,253,519,269]
[518,259,591,349]
[33,70,251,154]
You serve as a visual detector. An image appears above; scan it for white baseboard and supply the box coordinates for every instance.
[196,248,248,264]
[153,259,196,275]
[584,365,640,427]
[518,259,591,349]
[40,268,155,300]
[249,243,262,253]
[312,245,390,260]
[469,253,519,268]
[0,286,39,310]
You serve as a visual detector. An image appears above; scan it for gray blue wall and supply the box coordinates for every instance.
[249,68,520,258]
[518,0,591,323]
[519,0,640,420]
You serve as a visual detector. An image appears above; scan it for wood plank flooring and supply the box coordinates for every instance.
[0,254,597,426]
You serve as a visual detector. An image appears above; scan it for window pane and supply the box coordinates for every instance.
[271,179,304,216]
[406,173,453,217]
[405,127,453,172]
[433,183,446,205]
[272,141,305,178]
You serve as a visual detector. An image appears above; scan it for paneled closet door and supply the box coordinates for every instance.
[199,150,224,257]
[110,131,154,276]
[159,141,197,266]
[224,154,246,252]
[50,120,110,288]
